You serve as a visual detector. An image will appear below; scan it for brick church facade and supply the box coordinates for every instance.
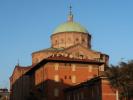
[10,7,118,100]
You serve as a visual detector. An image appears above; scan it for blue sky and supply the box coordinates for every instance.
[0,0,133,89]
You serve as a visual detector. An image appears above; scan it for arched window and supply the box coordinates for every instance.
[55,40,58,44]
[54,75,59,82]
[54,88,59,97]
[88,65,92,72]
[72,64,76,71]
[68,38,71,42]
[72,75,76,83]
[54,63,59,70]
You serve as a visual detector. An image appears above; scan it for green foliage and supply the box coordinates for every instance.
[106,60,133,100]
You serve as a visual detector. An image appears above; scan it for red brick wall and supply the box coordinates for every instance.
[64,77,117,100]
[101,79,116,100]
[34,62,100,100]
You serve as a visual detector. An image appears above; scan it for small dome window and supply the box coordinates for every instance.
[82,38,85,42]
[55,40,58,44]
[61,39,64,43]
[76,38,79,41]
[68,38,71,42]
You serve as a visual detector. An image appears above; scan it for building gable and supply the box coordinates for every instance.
[61,44,101,60]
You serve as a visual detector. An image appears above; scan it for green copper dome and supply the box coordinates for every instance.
[53,21,88,34]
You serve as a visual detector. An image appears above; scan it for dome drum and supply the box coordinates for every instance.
[51,32,91,49]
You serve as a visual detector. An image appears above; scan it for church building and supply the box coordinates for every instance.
[10,6,117,100]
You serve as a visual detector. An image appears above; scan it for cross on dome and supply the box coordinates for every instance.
[68,4,73,22]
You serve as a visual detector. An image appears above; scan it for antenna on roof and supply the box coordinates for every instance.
[17,59,20,66]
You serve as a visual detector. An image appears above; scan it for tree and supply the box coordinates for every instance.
[106,60,133,100]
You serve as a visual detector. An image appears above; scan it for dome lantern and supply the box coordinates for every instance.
[67,4,73,22]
